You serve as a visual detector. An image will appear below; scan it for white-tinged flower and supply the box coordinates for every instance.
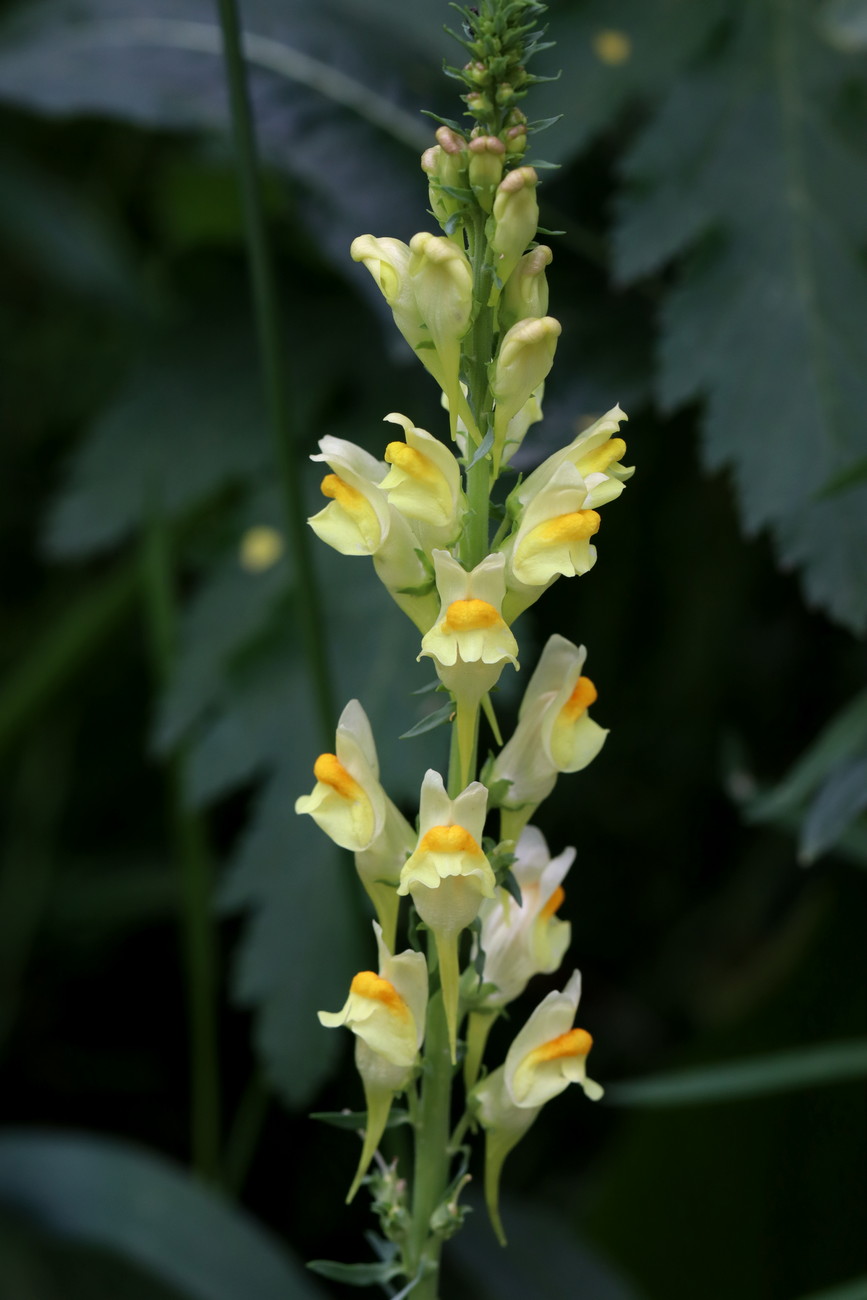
[296,700,414,948]
[513,404,633,511]
[471,970,602,1242]
[379,412,464,545]
[476,826,573,1007]
[350,235,445,387]
[318,922,428,1201]
[398,769,496,1061]
[489,635,608,834]
[307,435,438,632]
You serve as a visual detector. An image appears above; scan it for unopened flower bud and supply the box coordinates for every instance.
[409,232,473,437]
[499,244,552,335]
[468,134,506,212]
[488,167,539,289]
[466,91,493,117]
[504,123,528,159]
[490,315,560,470]
[495,81,514,106]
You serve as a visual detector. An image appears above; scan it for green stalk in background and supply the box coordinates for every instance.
[215,0,335,742]
[141,507,221,1184]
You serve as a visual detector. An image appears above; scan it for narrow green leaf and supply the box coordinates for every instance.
[467,428,494,468]
[800,757,867,863]
[606,1040,867,1106]
[0,1132,325,1300]
[400,701,454,739]
[748,690,867,823]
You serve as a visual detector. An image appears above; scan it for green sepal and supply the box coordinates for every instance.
[310,1108,411,1131]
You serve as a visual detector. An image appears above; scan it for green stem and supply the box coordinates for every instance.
[141,509,221,1184]
[216,0,334,743]
[406,991,453,1298]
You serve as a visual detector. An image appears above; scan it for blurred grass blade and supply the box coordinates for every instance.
[0,1131,325,1300]
[0,562,137,754]
[607,1040,867,1107]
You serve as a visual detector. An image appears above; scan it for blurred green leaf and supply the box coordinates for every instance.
[527,0,728,164]
[0,1209,189,1300]
[606,1039,867,1106]
[448,1196,642,1300]
[43,313,267,559]
[0,146,142,306]
[0,0,435,271]
[0,1131,325,1300]
[613,0,867,631]
[820,0,867,49]
[800,757,867,864]
[799,1277,867,1300]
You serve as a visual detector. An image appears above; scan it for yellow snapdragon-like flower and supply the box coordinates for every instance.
[379,412,464,546]
[420,550,519,787]
[472,970,602,1242]
[512,404,633,512]
[398,770,495,1061]
[307,435,438,632]
[499,462,600,621]
[319,922,428,1201]
[296,700,414,948]
[489,635,608,840]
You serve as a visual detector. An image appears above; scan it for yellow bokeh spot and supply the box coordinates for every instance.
[593,29,631,65]
[526,1027,593,1066]
[540,885,566,920]
[418,824,483,856]
[577,437,627,476]
[384,441,439,484]
[536,509,601,545]
[313,752,364,801]
[350,970,409,1017]
[560,675,598,723]
[239,525,284,573]
[443,598,503,632]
